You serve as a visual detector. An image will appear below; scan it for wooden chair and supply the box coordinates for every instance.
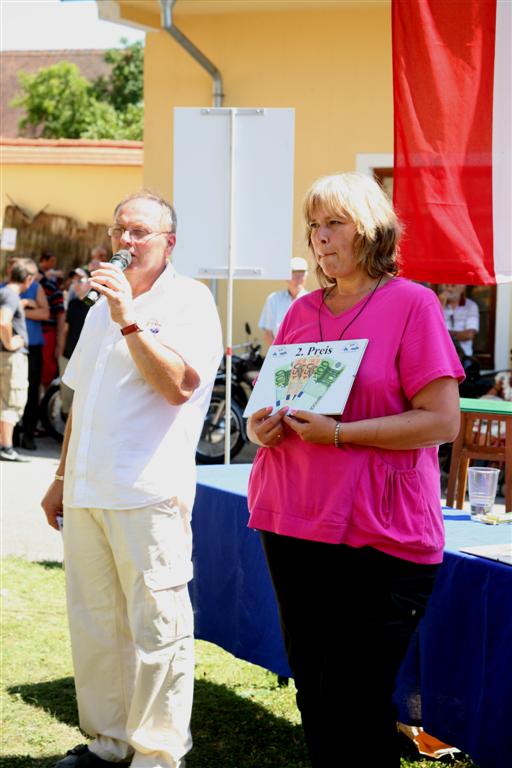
[446,398,512,513]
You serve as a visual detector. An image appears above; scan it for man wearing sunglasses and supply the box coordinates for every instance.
[42,192,223,768]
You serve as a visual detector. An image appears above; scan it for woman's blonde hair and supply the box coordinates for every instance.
[303,172,401,288]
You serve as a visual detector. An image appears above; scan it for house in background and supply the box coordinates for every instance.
[0,49,143,270]
[1,50,112,138]
[1,1,509,365]
[95,0,510,368]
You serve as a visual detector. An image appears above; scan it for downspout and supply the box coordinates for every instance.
[159,0,224,107]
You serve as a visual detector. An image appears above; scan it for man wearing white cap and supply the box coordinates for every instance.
[258,256,308,348]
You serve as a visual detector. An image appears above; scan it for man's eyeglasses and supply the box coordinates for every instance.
[107,227,171,243]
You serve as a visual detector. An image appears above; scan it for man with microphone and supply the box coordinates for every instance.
[42,192,222,768]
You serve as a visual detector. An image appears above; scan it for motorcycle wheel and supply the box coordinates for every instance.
[40,384,66,443]
[196,391,246,464]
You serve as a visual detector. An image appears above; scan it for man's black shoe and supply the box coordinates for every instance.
[55,745,130,767]
[54,744,89,767]
[76,749,131,767]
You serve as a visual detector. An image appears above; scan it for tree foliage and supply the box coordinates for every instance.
[90,40,144,111]
[13,63,92,139]
[11,40,144,140]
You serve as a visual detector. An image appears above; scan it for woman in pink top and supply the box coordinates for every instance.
[247,172,464,768]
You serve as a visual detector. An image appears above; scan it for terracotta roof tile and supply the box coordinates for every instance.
[1,137,143,149]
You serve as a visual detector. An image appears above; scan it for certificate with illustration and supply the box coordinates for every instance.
[243,339,368,417]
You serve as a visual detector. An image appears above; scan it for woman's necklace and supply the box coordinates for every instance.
[317,274,384,341]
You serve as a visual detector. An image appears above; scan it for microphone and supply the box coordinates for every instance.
[83,249,132,307]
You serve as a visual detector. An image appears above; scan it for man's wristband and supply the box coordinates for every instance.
[55,473,64,481]
[334,422,342,449]
[120,322,143,336]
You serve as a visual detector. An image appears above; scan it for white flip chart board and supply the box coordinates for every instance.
[173,107,295,280]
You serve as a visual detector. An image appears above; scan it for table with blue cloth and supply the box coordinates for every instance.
[190,465,512,768]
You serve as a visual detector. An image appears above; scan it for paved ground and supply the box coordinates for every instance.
[1,435,504,563]
[1,437,64,562]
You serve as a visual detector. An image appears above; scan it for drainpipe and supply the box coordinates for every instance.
[160,0,224,107]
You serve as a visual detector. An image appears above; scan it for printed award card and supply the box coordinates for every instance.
[243,339,368,417]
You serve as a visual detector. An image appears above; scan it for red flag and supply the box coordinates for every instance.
[392,0,511,285]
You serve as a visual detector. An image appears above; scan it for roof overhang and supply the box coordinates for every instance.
[96,0,386,31]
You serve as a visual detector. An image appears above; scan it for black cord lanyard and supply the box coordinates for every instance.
[317,274,384,341]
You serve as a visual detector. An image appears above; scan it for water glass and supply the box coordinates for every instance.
[467,466,500,517]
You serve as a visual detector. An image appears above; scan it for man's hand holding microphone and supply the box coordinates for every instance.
[85,249,136,327]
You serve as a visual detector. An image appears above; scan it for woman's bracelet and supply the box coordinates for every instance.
[334,421,342,449]
[55,473,64,482]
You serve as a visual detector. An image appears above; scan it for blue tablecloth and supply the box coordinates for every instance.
[190,465,512,768]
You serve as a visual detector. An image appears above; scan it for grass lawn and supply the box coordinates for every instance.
[1,557,477,768]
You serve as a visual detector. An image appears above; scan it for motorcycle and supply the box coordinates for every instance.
[40,324,264,466]
[196,323,264,464]
[39,378,66,442]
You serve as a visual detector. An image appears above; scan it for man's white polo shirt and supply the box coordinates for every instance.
[442,297,479,357]
[62,264,222,511]
[258,288,308,337]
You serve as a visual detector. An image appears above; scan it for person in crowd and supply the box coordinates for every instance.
[87,244,108,273]
[58,274,91,417]
[0,258,38,462]
[247,172,464,768]
[53,270,66,290]
[1,258,50,450]
[486,370,512,401]
[42,191,222,768]
[39,250,57,278]
[438,283,479,358]
[258,256,308,348]
[39,252,65,389]
[19,265,50,450]
[60,246,108,307]
[64,267,88,306]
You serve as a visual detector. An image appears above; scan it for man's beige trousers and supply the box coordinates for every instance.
[63,500,194,767]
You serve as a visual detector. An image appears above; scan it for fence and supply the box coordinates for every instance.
[1,204,110,276]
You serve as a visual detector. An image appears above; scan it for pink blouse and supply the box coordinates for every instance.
[248,278,465,564]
